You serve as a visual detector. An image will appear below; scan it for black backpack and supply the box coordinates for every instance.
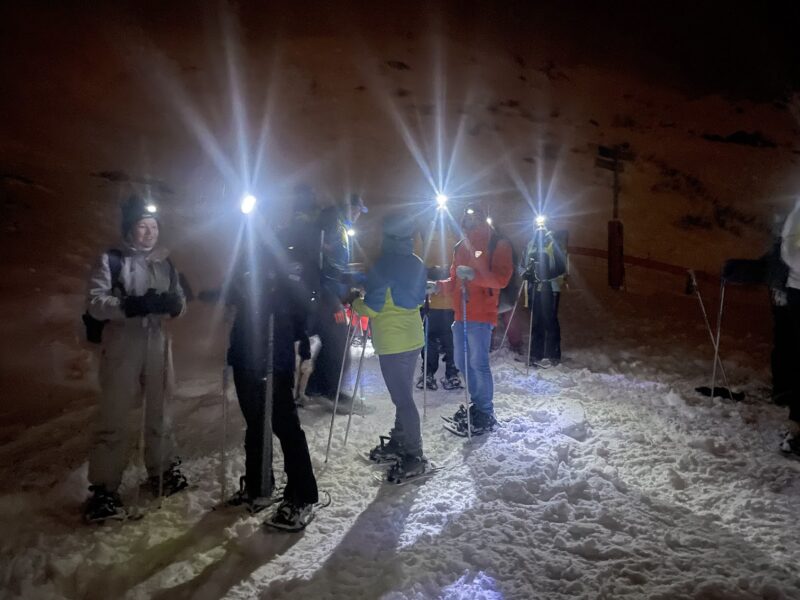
[82,249,124,344]
[489,233,520,314]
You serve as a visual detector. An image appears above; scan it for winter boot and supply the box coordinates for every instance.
[387,454,428,483]
[446,405,496,436]
[441,374,462,390]
[83,485,126,523]
[148,459,189,497]
[368,434,404,463]
[266,499,315,532]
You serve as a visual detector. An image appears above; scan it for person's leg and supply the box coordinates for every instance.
[307,298,351,398]
[143,328,177,479]
[537,284,555,360]
[232,367,271,499]
[452,321,478,394]
[772,303,793,405]
[466,322,494,416]
[531,289,545,361]
[786,290,800,424]
[550,291,562,361]
[271,372,318,505]
[379,351,422,457]
[88,328,144,491]
[440,309,458,379]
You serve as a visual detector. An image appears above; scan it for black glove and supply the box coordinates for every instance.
[158,292,184,317]
[123,288,160,317]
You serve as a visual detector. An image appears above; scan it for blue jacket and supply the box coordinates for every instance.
[363,236,427,312]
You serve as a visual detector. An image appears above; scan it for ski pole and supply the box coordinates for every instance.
[710,279,727,398]
[157,332,169,509]
[687,271,731,395]
[461,281,471,441]
[260,312,275,498]
[343,320,369,446]
[495,283,524,354]
[220,365,229,503]
[134,324,151,511]
[325,309,356,462]
[525,283,534,376]
[422,295,430,419]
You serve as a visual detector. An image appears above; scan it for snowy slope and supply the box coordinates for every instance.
[1,261,799,600]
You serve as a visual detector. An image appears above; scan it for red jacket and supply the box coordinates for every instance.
[437,223,513,325]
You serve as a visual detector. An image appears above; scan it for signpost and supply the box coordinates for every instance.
[595,144,634,290]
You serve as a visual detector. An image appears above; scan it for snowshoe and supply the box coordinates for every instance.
[368,435,404,464]
[440,375,462,390]
[386,455,428,484]
[779,431,800,457]
[223,476,280,514]
[83,485,128,524]
[442,409,497,437]
[264,492,331,532]
[415,374,438,391]
[148,459,189,497]
[441,403,471,426]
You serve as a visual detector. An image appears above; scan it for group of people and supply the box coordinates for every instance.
[81,188,572,530]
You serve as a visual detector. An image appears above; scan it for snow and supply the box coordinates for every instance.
[1,266,800,599]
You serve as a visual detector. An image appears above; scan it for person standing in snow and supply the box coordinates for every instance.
[305,193,368,411]
[522,219,567,368]
[351,212,428,481]
[83,195,188,523]
[414,220,462,391]
[431,204,514,436]
[778,201,800,456]
[224,203,319,530]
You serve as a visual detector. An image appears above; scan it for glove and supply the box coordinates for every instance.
[426,281,440,295]
[157,292,184,317]
[456,265,475,281]
[342,287,363,305]
[123,288,160,317]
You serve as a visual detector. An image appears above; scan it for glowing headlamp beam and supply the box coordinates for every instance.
[145,204,158,213]
[435,193,448,208]
[535,215,547,228]
[240,194,257,215]
[346,228,356,237]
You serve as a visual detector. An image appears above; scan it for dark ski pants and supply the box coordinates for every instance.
[379,349,423,457]
[771,302,793,405]
[530,282,561,361]
[784,289,800,423]
[420,308,458,378]
[307,299,351,399]
[232,367,318,504]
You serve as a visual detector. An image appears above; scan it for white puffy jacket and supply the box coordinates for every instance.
[781,201,800,291]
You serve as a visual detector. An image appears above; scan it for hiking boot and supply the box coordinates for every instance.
[415,375,437,390]
[83,485,126,523]
[224,476,275,513]
[369,434,404,463]
[448,406,496,436]
[148,459,189,497]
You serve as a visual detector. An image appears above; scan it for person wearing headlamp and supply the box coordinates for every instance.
[521,215,567,368]
[429,204,513,436]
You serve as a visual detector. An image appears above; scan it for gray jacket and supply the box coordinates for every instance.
[87,245,186,330]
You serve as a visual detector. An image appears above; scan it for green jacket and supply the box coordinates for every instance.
[352,290,423,356]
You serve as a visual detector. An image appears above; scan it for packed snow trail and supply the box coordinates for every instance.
[2,288,800,599]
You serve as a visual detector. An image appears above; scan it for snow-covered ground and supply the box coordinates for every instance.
[2,267,799,600]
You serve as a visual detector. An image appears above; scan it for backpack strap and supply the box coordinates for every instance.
[107,249,124,295]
